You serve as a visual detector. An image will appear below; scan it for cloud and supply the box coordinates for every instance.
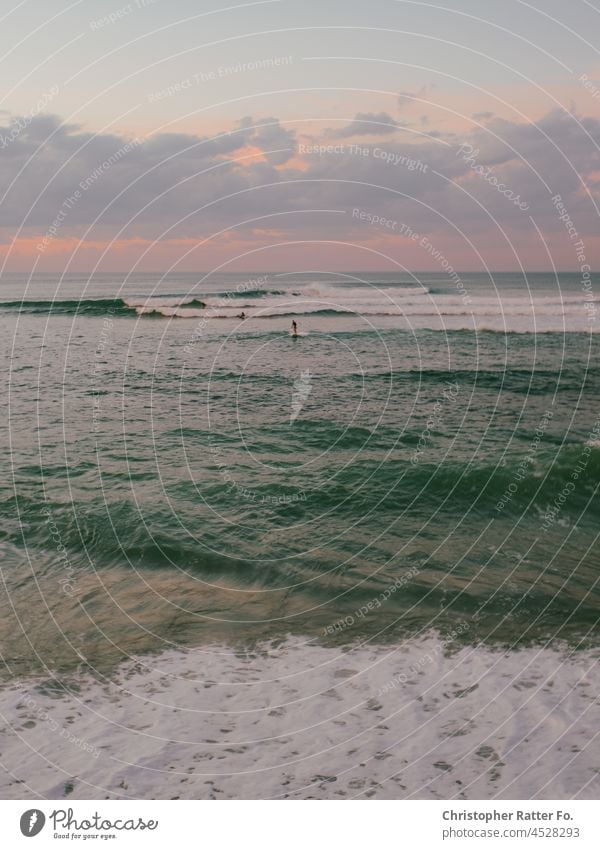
[238,116,296,164]
[326,112,400,139]
[0,114,297,237]
[398,86,435,111]
[1,107,599,268]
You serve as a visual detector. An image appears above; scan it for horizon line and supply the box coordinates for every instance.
[1,269,595,276]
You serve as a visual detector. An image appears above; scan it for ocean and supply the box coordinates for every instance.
[1,270,599,799]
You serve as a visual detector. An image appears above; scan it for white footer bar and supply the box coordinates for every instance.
[0,800,597,848]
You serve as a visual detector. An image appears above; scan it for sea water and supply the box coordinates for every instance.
[1,270,598,798]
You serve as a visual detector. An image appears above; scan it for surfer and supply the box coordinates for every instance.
[239,311,246,320]
[291,320,298,336]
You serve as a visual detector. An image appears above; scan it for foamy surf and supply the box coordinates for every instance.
[1,636,598,800]
[121,284,597,333]
[1,280,597,331]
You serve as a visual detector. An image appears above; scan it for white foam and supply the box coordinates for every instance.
[301,283,430,300]
[1,636,598,799]
[128,286,597,332]
[124,296,202,308]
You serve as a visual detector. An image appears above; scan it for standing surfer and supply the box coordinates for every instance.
[291,320,298,336]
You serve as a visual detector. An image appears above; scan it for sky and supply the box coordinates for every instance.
[0,0,599,272]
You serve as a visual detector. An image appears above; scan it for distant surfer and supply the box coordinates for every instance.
[239,311,246,320]
[291,320,298,336]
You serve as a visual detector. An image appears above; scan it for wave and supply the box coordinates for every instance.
[0,297,137,317]
[1,284,596,333]
[2,436,599,657]
[123,296,206,308]
[4,443,599,559]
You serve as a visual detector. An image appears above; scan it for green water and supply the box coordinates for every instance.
[1,273,599,678]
